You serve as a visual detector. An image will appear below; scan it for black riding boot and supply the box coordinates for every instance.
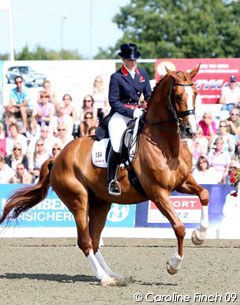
[107,149,121,196]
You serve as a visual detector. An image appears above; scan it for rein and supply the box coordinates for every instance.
[145,78,195,127]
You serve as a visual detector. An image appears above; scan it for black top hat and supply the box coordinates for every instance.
[118,43,141,60]
[230,75,237,82]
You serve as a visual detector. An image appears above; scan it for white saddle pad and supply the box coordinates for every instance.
[91,116,141,168]
[92,138,109,168]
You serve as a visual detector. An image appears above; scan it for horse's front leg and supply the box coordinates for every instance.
[177,173,209,245]
[152,190,186,275]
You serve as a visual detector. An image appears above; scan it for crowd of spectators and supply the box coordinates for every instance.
[0,75,109,184]
[190,75,240,185]
[0,74,240,186]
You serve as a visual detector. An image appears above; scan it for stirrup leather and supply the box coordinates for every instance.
[108,179,121,196]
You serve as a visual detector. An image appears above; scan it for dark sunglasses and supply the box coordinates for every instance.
[15,81,22,84]
[13,148,21,151]
[58,128,66,131]
[53,148,61,151]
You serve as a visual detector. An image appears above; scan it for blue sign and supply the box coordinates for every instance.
[0,185,136,228]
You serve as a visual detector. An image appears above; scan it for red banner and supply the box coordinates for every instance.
[155,58,240,104]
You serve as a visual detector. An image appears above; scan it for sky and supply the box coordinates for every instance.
[0,0,130,58]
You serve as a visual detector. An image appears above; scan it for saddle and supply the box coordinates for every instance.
[92,115,146,195]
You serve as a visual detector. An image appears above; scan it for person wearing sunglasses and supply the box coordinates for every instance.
[5,142,29,171]
[51,143,63,159]
[10,163,33,184]
[79,112,96,137]
[226,107,240,136]
[210,120,236,156]
[6,75,30,133]
[55,123,73,146]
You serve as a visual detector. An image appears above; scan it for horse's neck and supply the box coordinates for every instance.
[143,76,180,155]
[146,77,173,123]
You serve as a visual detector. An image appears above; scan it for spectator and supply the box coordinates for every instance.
[219,75,240,112]
[207,136,231,183]
[210,120,236,156]
[0,154,15,183]
[189,127,209,167]
[80,94,97,124]
[51,143,63,159]
[28,139,50,181]
[226,107,240,136]
[0,122,7,156]
[6,123,28,155]
[25,116,41,147]
[10,163,33,184]
[54,122,74,147]
[49,102,73,137]
[92,76,109,122]
[192,155,218,184]
[5,75,30,133]
[233,141,240,163]
[39,125,56,154]
[79,112,97,137]
[5,142,29,171]
[198,111,217,141]
[62,94,77,122]
[32,91,55,126]
[41,80,57,105]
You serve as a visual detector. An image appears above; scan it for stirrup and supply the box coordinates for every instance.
[108,179,121,196]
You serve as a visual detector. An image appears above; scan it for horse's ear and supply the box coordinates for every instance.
[165,66,177,79]
[189,64,200,79]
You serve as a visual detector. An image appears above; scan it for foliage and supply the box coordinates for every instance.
[0,45,84,61]
[99,0,240,59]
[1,0,239,60]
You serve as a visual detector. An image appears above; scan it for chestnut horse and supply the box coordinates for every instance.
[0,66,209,285]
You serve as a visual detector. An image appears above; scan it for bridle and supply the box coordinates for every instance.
[145,77,195,126]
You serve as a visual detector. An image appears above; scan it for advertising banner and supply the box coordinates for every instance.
[155,58,240,104]
[0,185,136,230]
[135,185,236,231]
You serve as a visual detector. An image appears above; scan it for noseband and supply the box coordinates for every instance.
[145,77,195,127]
[173,82,195,119]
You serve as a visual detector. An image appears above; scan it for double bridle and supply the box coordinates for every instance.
[145,78,195,126]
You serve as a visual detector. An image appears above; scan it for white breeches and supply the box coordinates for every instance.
[108,112,131,152]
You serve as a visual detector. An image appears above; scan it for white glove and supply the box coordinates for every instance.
[133,108,143,119]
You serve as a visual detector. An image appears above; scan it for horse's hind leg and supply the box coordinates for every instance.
[55,184,114,285]
[88,199,123,280]
[177,174,209,245]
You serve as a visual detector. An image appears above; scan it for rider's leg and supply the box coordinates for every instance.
[108,113,130,196]
[107,148,121,196]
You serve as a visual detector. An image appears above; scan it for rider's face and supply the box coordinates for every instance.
[123,59,137,70]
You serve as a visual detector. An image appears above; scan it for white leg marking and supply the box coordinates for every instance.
[87,249,111,281]
[95,250,123,278]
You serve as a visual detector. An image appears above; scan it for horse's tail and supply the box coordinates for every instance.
[0,158,54,225]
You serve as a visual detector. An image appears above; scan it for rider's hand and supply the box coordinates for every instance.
[133,108,144,118]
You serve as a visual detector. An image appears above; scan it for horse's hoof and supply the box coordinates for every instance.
[166,262,178,275]
[191,230,204,245]
[101,277,127,287]
[101,276,117,286]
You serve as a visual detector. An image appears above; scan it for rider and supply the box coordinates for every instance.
[107,43,152,196]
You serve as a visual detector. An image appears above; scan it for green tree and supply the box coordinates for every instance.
[0,45,84,60]
[97,0,240,59]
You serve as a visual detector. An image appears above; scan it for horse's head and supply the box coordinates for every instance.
[166,65,200,138]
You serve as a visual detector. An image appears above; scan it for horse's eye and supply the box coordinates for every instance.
[176,95,183,100]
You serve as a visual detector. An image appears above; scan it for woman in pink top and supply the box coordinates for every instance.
[198,111,217,141]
